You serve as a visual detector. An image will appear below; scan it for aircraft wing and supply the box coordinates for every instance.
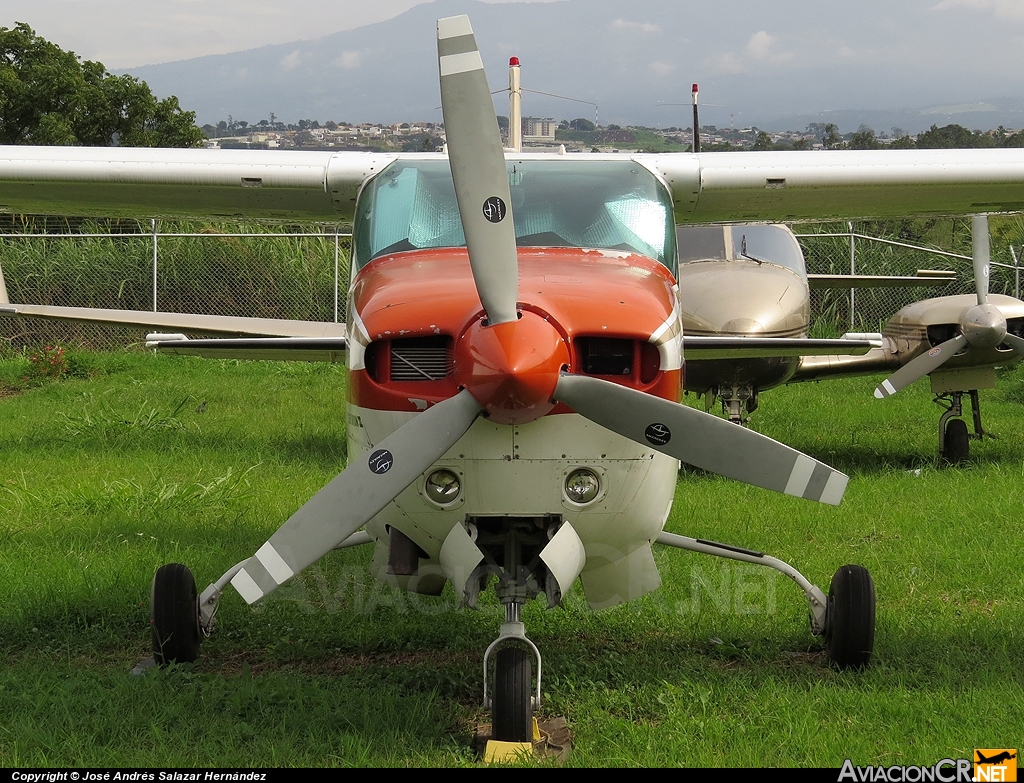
[5,147,1024,224]
[639,149,1024,223]
[147,336,347,362]
[683,336,876,360]
[0,303,346,338]
[789,347,901,383]
[807,271,957,289]
[0,146,394,221]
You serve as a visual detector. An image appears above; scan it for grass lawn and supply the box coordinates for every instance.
[0,350,1021,767]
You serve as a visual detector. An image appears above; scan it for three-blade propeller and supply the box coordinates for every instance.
[230,14,850,605]
[874,214,1024,398]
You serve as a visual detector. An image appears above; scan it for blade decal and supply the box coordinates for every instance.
[802,462,836,502]
[255,541,295,585]
[876,379,896,398]
[784,454,816,498]
[237,556,279,599]
[230,568,265,605]
[437,14,474,38]
[437,33,478,57]
[820,471,849,506]
[439,50,485,77]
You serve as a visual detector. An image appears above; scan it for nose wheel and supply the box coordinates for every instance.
[492,646,534,742]
[942,418,970,464]
[936,390,987,464]
[482,603,542,756]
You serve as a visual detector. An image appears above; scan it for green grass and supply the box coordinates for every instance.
[1,350,1022,766]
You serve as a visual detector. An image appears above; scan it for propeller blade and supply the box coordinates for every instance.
[873,333,966,398]
[437,14,519,326]
[229,389,483,604]
[972,214,990,306]
[554,374,848,505]
[1002,331,1024,357]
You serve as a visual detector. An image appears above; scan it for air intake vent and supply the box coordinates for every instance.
[577,337,634,376]
[390,336,452,381]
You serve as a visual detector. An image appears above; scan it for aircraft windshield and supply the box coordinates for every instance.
[677,224,806,276]
[354,159,677,273]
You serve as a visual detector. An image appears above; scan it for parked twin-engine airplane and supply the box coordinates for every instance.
[676,222,954,422]
[5,13,1024,754]
[678,220,1024,462]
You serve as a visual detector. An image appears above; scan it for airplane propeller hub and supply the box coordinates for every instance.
[456,310,570,425]
[962,303,1007,348]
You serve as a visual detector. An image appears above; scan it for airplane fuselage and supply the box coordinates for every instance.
[346,248,683,608]
[679,257,810,395]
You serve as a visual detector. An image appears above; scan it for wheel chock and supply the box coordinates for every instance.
[483,739,535,763]
[482,718,541,762]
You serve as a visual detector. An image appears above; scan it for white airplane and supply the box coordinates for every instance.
[5,13,1024,756]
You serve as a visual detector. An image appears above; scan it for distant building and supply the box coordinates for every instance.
[523,117,557,142]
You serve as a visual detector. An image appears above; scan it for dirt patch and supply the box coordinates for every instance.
[0,385,22,400]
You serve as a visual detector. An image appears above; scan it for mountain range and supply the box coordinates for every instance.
[122,0,1024,134]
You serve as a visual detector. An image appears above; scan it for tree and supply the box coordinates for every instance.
[752,131,774,150]
[915,123,994,149]
[569,118,595,132]
[847,126,880,150]
[0,23,202,147]
[806,122,842,149]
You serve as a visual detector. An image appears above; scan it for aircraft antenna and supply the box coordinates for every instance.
[692,83,700,153]
[509,56,524,151]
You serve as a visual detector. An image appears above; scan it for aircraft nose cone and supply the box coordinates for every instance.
[962,303,1006,348]
[456,310,570,425]
[721,318,766,335]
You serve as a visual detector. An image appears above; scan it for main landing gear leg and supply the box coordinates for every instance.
[655,531,875,669]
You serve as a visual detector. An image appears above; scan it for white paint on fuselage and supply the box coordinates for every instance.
[348,404,678,594]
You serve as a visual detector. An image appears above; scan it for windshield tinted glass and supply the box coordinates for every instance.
[676,223,805,276]
[354,159,676,273]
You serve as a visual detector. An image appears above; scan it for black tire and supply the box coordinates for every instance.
[151,563,202,665]
[825,565,875,670]
[492,646,533,743]
[943,418,970,464]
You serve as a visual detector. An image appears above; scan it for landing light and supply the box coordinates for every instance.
[565,468,600,504]
[425,469,461,505]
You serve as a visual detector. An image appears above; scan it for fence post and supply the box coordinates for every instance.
[334,229,340,323]
[152,218,158,312]
[1012,245,1021,300]
[848,221,855,330]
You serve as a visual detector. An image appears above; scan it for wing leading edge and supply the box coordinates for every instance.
[5,146,1024,224]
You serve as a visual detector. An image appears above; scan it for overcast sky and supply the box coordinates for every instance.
[6,0,1024,129]
[4,0,560,69]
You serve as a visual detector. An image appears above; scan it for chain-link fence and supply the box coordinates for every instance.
[1,216,1020,349]
[796,219,1023,335]
[0,217,351,349]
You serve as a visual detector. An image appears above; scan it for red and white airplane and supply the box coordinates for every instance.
[4,14,1024,752]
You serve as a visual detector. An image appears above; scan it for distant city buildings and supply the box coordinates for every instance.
[200,118,1022,153]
